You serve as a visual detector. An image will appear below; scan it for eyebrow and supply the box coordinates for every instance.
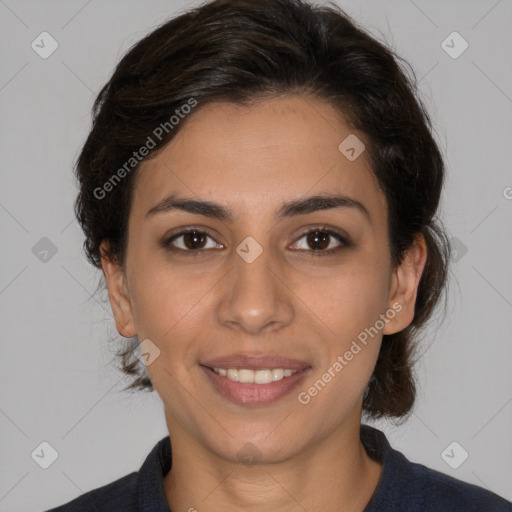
[145,193,371,223]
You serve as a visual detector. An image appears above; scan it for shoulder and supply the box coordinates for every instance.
[361,425,511,512]
[406,459,512,511]
[42,472,138,512]
[42,434,172,511]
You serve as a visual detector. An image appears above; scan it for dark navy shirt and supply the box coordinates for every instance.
[44,424,511,511]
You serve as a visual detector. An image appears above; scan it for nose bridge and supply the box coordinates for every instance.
[216,236,293,334]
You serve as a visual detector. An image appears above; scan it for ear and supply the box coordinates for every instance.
[100,240,137,338]
[383,233,427,335]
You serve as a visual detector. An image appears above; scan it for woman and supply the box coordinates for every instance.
[45,0,511,510]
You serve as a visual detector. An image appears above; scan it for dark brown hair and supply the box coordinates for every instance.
[74,0,451,420]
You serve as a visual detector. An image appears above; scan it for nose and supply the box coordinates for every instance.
[215,243,294,336]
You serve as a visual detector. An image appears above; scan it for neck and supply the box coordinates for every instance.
[163,417,382,512]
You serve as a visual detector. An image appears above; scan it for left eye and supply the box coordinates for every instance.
[291,229,349,255]
[165,230,223,252]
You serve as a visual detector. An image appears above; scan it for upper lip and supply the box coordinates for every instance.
[201,353,311,371]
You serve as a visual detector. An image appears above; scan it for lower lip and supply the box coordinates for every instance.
[200,366,311,406]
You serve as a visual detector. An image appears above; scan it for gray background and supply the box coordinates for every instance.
[1,0,511,510]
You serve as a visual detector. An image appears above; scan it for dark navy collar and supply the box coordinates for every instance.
[360,424,414,511]
[136,431,173,511]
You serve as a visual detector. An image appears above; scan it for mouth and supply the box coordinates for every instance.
[200,354,312,406]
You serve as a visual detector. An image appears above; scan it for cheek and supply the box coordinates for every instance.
[127,254,205,338]
[305,259,390,338]
[301,257,389,396]
[126,256,217,388]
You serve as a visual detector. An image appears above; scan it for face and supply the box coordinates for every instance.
[101,95,426,464]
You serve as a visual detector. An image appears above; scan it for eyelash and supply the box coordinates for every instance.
[162,225,351,257]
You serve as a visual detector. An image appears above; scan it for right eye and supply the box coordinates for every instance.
[163,229,224,253]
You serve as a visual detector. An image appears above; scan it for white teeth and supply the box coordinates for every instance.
[211,367,299,384]
[239,369,254,383]
[255,369,272,384]
[272,369,284,381]
[227,369,239,382]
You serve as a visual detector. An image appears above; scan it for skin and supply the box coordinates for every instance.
[100,95,427,511]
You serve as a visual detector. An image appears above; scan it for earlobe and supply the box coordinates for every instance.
[99,240,137,338]
[383,234,427,335]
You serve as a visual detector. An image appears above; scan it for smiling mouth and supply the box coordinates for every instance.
[200,364,311,405]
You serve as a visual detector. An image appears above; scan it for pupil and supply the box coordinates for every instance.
[308,231,328,250]
[184,231,205,249]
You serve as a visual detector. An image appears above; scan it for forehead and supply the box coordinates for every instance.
[133,95,386,223]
